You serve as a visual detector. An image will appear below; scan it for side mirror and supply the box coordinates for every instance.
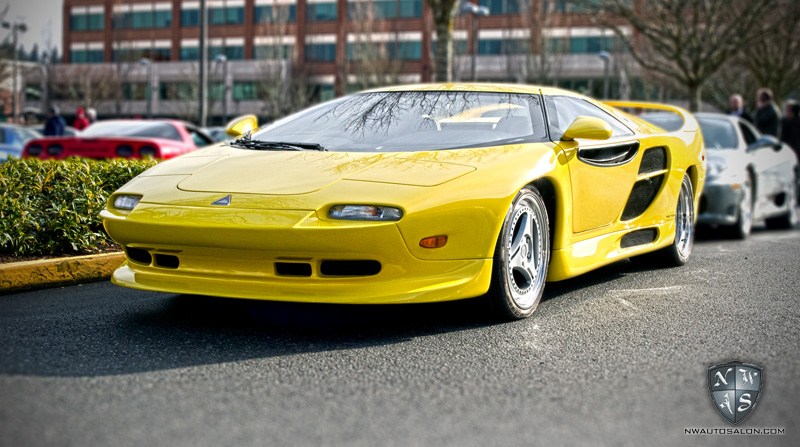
[561,116,613,141]
[749,135,782,152]
[225,115,259,137]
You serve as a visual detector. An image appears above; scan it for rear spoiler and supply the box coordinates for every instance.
[603,100,699,133]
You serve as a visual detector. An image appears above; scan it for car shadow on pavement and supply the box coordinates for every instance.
[0,285,505,378]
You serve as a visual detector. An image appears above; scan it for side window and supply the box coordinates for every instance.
[0,128,6,144]
[546,96,635,140]
[739,122,757,146]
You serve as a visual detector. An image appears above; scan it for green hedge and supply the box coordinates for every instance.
[0,158,156,258]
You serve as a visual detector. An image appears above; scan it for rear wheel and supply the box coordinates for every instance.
[765,174,798,229]
[486,186,550,320]
[652,174,695,266]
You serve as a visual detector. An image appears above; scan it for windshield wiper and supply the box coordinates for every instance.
[228,139,326,151]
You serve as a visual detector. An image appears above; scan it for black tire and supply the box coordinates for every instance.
[652,174,695,266]
[485,185,550,320]
[765,174,798,229]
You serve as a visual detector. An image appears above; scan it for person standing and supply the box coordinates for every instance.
[780,100,800,155]
[727,94,753,123]
[754,88,781,137]
[73,107,89,130]
[86,108,97,124]
[43,106,66,136]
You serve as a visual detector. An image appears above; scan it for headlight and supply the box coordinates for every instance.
[328,205,403,221]
[116,145,134,157]
[47,144,63,156]
[707,157,727,177]
[113,194,142,210]
[27,144,43,157]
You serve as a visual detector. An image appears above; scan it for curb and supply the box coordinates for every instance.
[0,252,125,294]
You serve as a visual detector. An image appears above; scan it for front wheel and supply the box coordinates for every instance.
[653,174,695,266]
[485,186,550,320]
[765,174,798,229]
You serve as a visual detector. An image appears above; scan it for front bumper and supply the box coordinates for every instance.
[698,182,742,226]
[101,204,493,304]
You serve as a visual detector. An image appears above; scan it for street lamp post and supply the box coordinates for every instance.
[140,58,152,118]
[215,54,228,125]
[2,19,28,123]
[598,51,611,100]
[462,2,490,82]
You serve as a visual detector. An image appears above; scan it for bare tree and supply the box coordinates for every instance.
[577,0,775,111]
[518,1,569,85]
[52,64,121,112]
[738,0,800,107]
[347,1,404,91]
[425,0,460,82]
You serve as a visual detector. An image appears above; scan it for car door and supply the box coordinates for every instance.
[744,123,794,217]
[546,95,642,233]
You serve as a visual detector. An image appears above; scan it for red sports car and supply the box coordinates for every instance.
[22,120,214,160]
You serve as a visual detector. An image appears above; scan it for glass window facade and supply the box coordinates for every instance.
[123,83,148,100]
[70,49,105,63]
[209,46,245,60]
[347,41,421,60]
[305,43,336,61]
[71,12,104,31]
[182,9,199,26]
[480,0,521,15]
[159,82,196,100]
[255,45,295,59]
[547,36,620,54]
[254,4,297,22]
[478,38,529,55]
[233,82,258,100]
[181,47,199,60]
[307,2,337,21]
[114,9,172,29]
[210,5,245,25]
[347,0,422,19]
[113,48,171,62]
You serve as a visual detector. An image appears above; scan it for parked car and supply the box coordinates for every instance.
[643,112,798,238]
[101,84,705,320]
[23,120,214,160]
[204,126,232,142]
[0,124,42,162]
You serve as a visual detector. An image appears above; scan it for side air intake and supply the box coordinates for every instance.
[621,175,664,220]
[620,229,658,248]
[638,147,667,174]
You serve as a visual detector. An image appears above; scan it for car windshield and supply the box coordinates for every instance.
[696,117,738,150]
[81,122,183,141]
[250,91,547,152]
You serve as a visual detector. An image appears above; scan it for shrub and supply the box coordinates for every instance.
[0,157,156,258]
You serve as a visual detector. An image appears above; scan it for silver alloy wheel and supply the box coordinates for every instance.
[674,176,694,259]
[504,195,547,309]
[738,177,753,236]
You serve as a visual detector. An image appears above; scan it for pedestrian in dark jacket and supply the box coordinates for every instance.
[727,94,753,123]
[754,88,781,137]
[780,100,800,155]
[43,106,66,136]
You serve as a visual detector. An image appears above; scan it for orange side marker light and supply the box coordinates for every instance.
[420,235,448,249]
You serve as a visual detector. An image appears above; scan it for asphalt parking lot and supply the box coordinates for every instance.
[1,226,798,447]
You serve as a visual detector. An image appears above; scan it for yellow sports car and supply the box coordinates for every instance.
[101,84,705,319]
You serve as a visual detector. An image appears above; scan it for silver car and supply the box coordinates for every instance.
[643,112,798,238]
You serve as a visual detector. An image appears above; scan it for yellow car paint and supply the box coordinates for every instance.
[102,84,705,304]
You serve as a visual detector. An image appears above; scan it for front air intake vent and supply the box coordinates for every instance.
[320,260,382,277]
[275,262,312,277]
[620,229,658,248]
[621,175,664,220]
[126,247,152,265]
[638,147,667,174]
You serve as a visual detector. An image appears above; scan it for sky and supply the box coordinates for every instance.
[2,0,62,55]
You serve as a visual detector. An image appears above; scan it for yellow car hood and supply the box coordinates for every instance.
[177,150,476,195]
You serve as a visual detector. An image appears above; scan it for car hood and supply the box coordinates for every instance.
[176,149,477,195]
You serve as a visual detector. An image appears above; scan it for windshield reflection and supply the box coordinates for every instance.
[252,91,547,152]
